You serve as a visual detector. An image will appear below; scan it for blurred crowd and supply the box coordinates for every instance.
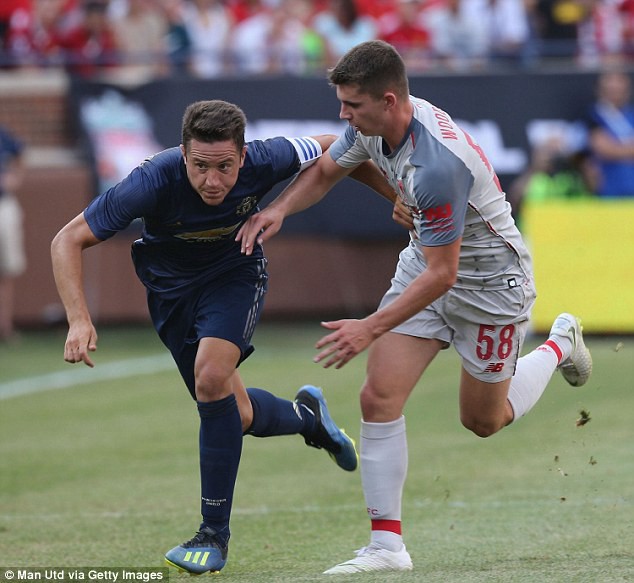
[508,69,634,227]
[2,0,634,80]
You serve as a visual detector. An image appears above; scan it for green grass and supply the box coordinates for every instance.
[1,324,633,582]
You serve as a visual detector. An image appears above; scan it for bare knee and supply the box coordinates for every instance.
[460,413,506,438]
[459,372,514,438]
[360,382,404,422]
[194,361,234,402]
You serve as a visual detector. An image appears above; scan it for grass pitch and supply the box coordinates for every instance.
[1,323,633,582]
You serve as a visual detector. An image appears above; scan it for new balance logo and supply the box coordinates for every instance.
[484,362,505,373]
[423,203,452,221]
[183,551,211,566]
[421,203,455,234]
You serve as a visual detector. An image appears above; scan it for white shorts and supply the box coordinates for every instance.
[379,247,537,383]
[0,194,26,277]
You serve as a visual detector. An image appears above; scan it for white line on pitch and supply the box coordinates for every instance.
[0,354,174,401]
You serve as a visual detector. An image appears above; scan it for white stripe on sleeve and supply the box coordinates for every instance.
[288,137,322,170]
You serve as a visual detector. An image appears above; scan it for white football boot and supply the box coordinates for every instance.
[323,543,413,575]
[549,313,593,387]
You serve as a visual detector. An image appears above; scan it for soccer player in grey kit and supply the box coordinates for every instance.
[238,41,593,574]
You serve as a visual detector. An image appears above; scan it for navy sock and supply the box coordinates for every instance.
[246,387,316,437]
[197,395,242,546]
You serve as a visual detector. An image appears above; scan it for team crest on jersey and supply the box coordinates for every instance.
[236,196,257,216]
[422,203,454,234]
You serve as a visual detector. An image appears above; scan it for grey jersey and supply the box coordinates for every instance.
[329,96,533,291]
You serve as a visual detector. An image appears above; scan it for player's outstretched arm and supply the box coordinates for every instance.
[51,213,103,367]
[347,161,414,231]
[313,239,461,369]
[237,153,350,254]
[237,204,286,255]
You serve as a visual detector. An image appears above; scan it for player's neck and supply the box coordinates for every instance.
[383,104,414,153]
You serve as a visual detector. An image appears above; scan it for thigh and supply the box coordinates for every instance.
[193,263,268,361]
[362,331,444,422]
[459,368,513,435]
[379,243,453,347]
[152,262,268,397]
[445,286,533,435]
[195,337,242,390]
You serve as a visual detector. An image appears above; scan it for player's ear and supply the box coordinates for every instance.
[239,145,247,167]
[384,92,397,110]
[180,144,187,160]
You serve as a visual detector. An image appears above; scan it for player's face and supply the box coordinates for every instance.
[336,84,389,137]
[181,139,246,206]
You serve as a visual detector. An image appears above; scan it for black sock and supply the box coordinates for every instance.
[197,395,242,546]
[246,387,316,437]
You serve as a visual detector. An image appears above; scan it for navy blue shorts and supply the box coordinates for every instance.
[146,258,268,399]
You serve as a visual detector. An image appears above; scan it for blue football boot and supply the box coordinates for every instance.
[165,526,228,575]
[295,385,358,472]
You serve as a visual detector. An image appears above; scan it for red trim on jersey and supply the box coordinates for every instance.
[371,519,402,535]
[544,339,563,364]
[467,202,521,259]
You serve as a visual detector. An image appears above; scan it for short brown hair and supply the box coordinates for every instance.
[181,100,247,152]
[328,41,409,100]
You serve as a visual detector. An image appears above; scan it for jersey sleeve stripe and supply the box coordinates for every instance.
[300,137,318,157]
[289,137,322,170]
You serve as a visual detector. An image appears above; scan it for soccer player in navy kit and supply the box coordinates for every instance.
[51,100,398,575]
[238,42,594,574]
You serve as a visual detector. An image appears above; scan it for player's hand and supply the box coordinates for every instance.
[393,197,415,230]
[236,208,285,256]
[314,319,375,369]
[64,322,98,367]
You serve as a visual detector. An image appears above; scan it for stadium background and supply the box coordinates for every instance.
[2,68,633,333]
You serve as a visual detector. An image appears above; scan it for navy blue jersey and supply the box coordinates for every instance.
[84,137,315,295]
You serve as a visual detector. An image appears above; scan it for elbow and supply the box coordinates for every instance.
[50,225,78,262]
[51,216,99,258]
[443,276,457,295]
[439,266,458,293]
[51,225,73,256]
[438,268,457,294]
[319,134,339,151]
[50,230,63,258]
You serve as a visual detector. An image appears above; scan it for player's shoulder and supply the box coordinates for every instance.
[245,136,292,160]
[410,97,474,164]
[137,147,184,181]
[244,136,302,172]
[140,146,182,169]
[410,96,456,131]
